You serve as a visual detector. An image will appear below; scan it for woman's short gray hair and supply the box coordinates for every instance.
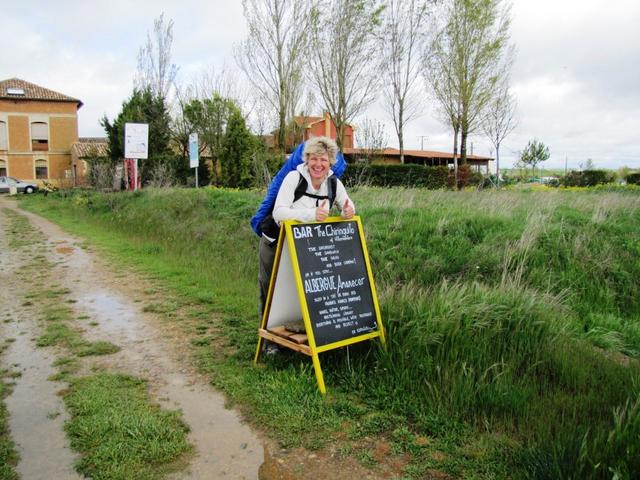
[303,136,338,165]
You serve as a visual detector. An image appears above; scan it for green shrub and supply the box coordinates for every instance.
[626,173,640,185]
[343,163,449,189]
[561,170,615,187]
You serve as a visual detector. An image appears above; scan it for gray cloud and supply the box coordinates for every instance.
[2,0,637,169]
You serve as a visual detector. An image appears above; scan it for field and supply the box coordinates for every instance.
[18,186,640,479]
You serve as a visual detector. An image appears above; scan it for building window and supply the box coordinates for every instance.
[0,121,7,150]
[0,159,6,177]
[35,159,48,179]
[31,122,49,151]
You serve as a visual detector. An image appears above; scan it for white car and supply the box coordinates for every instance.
[0,176,39,194]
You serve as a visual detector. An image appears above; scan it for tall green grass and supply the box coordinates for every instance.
[20,187,640,478]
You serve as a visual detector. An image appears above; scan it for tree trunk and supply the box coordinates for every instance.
[460,129,468,165]
[277,101,286,151]
[495,142,501,188]
[453,126,459,189]
[398,104,405,164]
[336,120,344,151]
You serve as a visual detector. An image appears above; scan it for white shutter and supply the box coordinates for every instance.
[0,122,7,149]
[31,122,49,140]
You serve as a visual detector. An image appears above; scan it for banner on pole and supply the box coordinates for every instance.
[189,133,199,168]
[124,123,149,159]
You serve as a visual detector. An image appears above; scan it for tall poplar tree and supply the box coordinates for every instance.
[426,0,513,164]
[135,13,178,101]
[482,78,517,183]
[236,0,312,151]
[383,0,430,164]
[307,0,385,150]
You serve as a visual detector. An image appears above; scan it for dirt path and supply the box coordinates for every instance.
[0,197,264,479]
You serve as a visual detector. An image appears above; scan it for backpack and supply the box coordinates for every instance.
[260,173,337,241]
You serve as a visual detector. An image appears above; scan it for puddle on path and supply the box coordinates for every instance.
[77,290,263,479]
[2,318,81,480]
[0,201,81,480]
[76,291,140,340]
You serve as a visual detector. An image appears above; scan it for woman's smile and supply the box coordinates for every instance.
[308,153,330,186]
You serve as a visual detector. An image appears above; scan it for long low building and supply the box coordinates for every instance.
[343,147,493,172]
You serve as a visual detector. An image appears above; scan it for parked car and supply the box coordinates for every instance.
[0,176,39,194]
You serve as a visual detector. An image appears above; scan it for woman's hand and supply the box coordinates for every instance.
[316,200,330,221]
[341,199,354,219]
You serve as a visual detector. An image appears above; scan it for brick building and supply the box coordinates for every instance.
[0,78,83,183]
[269,112,354,152]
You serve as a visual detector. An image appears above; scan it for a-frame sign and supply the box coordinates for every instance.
[255,216,385,394]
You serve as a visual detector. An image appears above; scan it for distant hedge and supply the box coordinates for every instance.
[627,173,640,185]
[343,163,450,189]
[561,170,615,187]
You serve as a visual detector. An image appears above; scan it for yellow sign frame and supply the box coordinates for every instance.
[255,216,385,394]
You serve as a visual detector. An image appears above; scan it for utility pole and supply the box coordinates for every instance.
[564,155,568,175]
[418,135,428,150]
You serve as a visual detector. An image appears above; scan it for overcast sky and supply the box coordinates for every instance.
[3,0,639,170]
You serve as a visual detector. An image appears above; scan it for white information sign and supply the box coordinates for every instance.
[124,123,149,159]
[189,133,199,168]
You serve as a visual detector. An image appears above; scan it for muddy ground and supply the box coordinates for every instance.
[0,197,393,480]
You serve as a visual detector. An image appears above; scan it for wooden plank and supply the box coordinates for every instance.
[259,329,312,356]
[268,325,296,339]
[289,333,308,345]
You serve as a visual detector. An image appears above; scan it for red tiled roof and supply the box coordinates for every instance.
[293,114,354,129]
[0,78,83,107]
[72,138,108,157]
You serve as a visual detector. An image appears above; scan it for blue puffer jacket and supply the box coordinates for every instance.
[250,141,347,237]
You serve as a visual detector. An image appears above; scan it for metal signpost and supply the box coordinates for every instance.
[189,133,199,188]
[124,123,149,191]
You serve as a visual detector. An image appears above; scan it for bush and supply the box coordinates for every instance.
[561,170,615,187]
[626,173,640,185]
[449,164,484,189]
[343,163,449,189]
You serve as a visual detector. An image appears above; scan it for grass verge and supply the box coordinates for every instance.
[18,186,640,479]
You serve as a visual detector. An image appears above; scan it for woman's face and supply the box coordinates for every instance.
[307,152,331,184]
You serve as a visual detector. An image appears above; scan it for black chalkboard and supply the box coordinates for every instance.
[290,219,379,347]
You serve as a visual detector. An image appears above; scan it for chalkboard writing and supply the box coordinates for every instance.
[291,220,378,347]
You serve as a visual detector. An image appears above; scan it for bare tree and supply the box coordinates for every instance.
[355,118,389,163]
[236,0,312,151]
[482,78,516,184]
[191,64,247,104]
[135,13,179,100]
[426,0,513,165]
[382,0,431,164]
[307,0,385,150]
